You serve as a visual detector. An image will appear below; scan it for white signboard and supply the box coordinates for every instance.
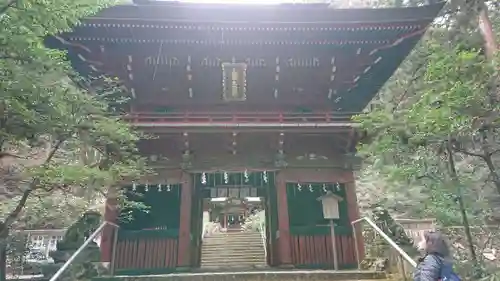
[317,191,343,220]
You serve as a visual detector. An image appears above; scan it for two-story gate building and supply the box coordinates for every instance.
[54,0,443,275]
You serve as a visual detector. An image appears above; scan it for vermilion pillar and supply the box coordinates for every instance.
[101,197,118,262]
[177,173,193,267]
[345,180,365,260]
[276,171,292,265]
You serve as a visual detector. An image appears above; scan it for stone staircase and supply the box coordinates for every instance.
[200,231,267,269]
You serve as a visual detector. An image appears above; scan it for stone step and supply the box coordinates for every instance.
[200,264,268,269]
[201,257,266,263]
[201,250,265,256]
[201,254,265,261]
[203,236,262,240]
[202,247,264,252]
[209,231,260,235]
[199,264,268,270]
[202,243,263,249]
[205,232,261,238]
[201,261,266,266]
[204,235,262,241]
[203,241,262,246]
[201,243,264,250]
[200,264,268,270]
[204,235,262,239]
[201,260,267,267]
[202,248,263,254]
[203,241,263,246]
[201,255,265,261]
[203,238,263,244]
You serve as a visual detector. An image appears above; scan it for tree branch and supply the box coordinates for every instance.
[452,144,486,159]
[0,152,23,159]
[487,148,500,157]
[0,139,65,237]
[391,61,427,113]
[0,55,32,63]
[0,0,17,16]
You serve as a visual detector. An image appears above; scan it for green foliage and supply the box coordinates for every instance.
[56,211,102,252]
[355,1,500,277]
[0,192,102,229]
[0,0,149,225]
[242,210,265,232]
[0,0,151,278]
[356,41,498,223]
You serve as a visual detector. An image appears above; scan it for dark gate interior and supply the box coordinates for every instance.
[191,171,279,267]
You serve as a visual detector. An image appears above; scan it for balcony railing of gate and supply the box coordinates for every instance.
[123,111,355,124]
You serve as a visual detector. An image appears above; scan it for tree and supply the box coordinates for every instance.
[355,1,500,277]
[0,0,149,280]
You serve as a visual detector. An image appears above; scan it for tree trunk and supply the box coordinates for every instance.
[483,154,500,195]
[477,1,497,59]
[0,224,7,281]
[446,141,481,277]
[0,245,5,281]
[479,129,500,195]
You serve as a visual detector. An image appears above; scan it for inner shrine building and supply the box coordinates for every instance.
[54,0,443,275]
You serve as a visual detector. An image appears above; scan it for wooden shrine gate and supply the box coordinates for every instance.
[103,170,362,273]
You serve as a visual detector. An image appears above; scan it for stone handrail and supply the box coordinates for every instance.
[49,221,119,281]
[259,221,267,261]
[351,217,417,269]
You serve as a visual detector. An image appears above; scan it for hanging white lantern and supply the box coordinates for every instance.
[145,184,149,192]
[297,183,302,191]
[158,183,162,192]
[166,184,171,191]
[335,182,341,191]
[309,184,313,192]
[224,172,229,184]
[201,173,207,185]
[132,182,137,191]
[263,171,268,183]
[322,184,328,193]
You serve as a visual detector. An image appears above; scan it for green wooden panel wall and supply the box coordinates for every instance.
[286,182,350,235]
[120,184,182,231]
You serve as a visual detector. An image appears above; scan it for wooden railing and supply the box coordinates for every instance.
[123,111,354,124]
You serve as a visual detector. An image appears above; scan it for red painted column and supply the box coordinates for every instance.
[101,196,118,263]
[345,179,365,261]
[276,171,292,266]
[177,173,193,267]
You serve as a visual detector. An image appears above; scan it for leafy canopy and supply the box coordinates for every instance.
[0,0,149,238]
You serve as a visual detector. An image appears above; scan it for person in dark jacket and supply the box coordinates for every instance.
[413,231,453,281]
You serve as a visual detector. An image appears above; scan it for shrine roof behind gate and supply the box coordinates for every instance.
[53,1,444,114]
